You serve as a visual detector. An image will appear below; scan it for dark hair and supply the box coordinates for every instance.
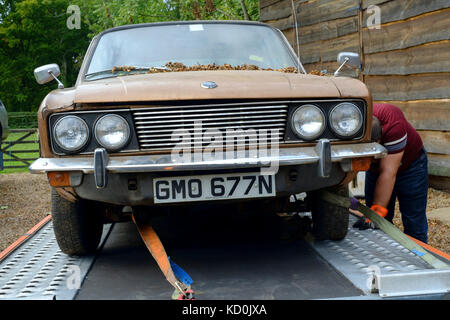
[371,116,382,142]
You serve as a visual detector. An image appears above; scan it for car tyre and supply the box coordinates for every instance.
[51,188,103,255]
[310,185,349,240]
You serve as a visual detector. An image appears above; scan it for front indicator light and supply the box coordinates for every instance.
[352,157,372,172]
[47,172,71,187]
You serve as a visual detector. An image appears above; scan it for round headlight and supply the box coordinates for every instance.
[94,114,130,151]
[329,103,363,137]
[291,104,326,140]
[53,116,89,152]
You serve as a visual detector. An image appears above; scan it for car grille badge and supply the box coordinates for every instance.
[201,81,218,89]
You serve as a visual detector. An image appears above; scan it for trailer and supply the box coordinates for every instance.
[0,204,449,301]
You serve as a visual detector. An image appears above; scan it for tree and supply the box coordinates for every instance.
[0,0,90,112]
[75,0,260,37]
[0,0,260,112]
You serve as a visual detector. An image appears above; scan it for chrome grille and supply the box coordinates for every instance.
[132,103,288,151]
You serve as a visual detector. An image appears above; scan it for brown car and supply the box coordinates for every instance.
[30,21,386,255]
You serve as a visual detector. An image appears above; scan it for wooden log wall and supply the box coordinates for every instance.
[260,0,450,189]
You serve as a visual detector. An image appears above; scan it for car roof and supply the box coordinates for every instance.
[97,20,275,38]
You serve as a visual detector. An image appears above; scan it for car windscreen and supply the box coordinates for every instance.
[86,23,297,79]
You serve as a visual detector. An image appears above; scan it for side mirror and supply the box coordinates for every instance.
[34,64,64,89]
[334,52,361,76]
[337,52,361,69]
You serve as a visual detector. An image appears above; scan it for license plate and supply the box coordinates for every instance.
[153,173,276,204]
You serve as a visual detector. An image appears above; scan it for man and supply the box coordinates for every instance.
[353,103,429,243]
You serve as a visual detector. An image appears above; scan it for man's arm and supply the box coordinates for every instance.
[349,151,404,228]
[372,151,404,208]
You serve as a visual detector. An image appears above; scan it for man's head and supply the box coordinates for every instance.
[371,116,382,143]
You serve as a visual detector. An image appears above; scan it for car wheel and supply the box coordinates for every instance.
[310,185,349,240]
[51,188,103,255]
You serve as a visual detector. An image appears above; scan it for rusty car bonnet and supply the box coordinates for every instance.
[41,70,371,110]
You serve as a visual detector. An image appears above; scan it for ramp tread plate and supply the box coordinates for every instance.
[309,215,433,295]
[0,222,112,300]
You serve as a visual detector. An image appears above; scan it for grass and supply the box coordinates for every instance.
[1,131,39,174]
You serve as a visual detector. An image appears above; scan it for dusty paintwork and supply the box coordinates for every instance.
[39,71,371,109]
[28,21,391,256]
[37,70,372,157]
[32,21,382,207]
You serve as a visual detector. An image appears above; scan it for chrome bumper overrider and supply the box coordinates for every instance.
[29,142,386,174]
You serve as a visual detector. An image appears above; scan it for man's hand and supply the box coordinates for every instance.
[370,204,388,218]
[349,205,387,230]
[352,216,378,230]
[350,209,378,229]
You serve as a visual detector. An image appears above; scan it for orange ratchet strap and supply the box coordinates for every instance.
[132,214,194,300]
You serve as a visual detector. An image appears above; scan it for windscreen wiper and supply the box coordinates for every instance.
[85,66,172,80]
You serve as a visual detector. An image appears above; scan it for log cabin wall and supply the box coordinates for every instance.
[260,0,450,191]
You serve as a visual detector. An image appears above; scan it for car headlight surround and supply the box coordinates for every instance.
[329,102,363,138]
[53,115,89,152]
[290,104,326,140]
[94,114,131,151]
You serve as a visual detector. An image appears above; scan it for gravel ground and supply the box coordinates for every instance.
[0,173,449,255]
[0,173,51,252]
[392,188,450,254]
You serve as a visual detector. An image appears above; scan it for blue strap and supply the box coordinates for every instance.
[169,257,193,286]
[412,249,426,257]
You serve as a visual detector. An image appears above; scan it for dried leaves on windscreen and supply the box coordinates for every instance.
[111,63,299,74]
[111,63,328,76]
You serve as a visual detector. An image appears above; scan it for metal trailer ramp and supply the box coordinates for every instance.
[74,221,362,300]
[0,214,448,300]
[0,223,112,300]
[308,216,450,299]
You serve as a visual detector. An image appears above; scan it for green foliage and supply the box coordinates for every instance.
[7,111,37,128]
[0,0,260,113]
[0,0,90,112]
[75,0,260,37]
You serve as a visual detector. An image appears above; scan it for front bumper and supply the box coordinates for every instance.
[29,141,386,205]
[29,142,386,174]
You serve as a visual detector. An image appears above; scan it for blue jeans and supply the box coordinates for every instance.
[365,149,429,243]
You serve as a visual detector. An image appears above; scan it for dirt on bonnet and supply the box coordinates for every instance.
[0,173,449,255]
